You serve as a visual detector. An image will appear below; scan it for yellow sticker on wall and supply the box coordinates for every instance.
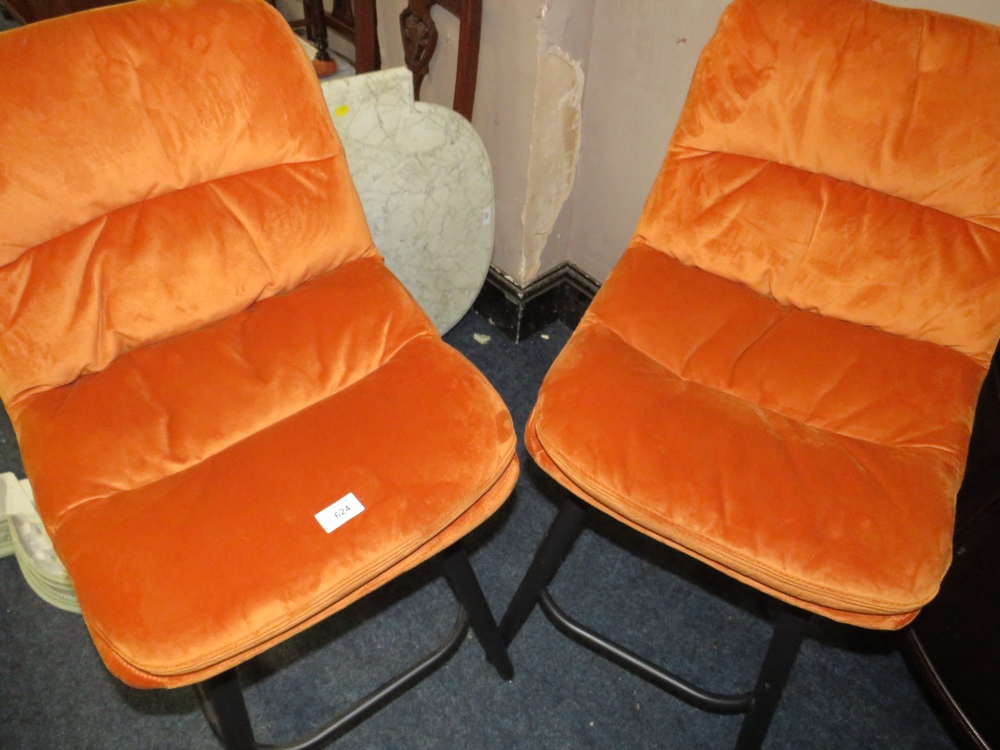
[335,104,350,117]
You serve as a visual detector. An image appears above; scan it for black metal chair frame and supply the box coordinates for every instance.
[195,543,511,750]
[500,497,810,750]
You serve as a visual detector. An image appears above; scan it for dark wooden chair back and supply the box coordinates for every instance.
[399,0,481,120]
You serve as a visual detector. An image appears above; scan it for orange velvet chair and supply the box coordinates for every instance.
[0,0,517,747]
[501,0,1000,747]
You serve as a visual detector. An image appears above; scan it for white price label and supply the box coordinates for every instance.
[315,493,366,533]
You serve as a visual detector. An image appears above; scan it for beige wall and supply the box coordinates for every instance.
[369,0,1000,286]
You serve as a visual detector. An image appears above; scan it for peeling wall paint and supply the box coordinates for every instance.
[519,42,584,282]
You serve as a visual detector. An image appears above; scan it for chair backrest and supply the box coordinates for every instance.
[634,0,1000,366]
[0,0,374,404]
[322,0,380,72]
[401,0,482,120]
[296,0,380,74]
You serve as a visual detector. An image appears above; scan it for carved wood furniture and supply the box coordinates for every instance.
[296,0,380,74]
[399,0,481,120]
[300,0,482,120]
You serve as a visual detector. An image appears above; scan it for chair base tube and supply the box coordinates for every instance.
[501,497,810,750]
[195,544,509,750]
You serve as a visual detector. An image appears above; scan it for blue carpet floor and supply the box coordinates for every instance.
[0,310,957,749]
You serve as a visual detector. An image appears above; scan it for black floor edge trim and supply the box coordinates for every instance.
[472,262,601,342]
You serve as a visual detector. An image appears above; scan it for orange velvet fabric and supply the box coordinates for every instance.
[0,0,373,401]
[527,0,1000,629]
[638,0,1000,364]
[0,0,517,687]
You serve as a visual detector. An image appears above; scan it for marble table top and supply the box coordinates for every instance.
[299,46,495,333]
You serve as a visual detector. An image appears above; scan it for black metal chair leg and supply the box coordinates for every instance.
[734,608,809,750]
[499,497,588,646]
[195,669,258,750]
[441,544,514,681]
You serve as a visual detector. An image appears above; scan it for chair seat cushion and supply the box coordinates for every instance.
[526,243,986,629]
[9,256,517,687]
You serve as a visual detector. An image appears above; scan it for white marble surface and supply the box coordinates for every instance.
[298,45,495,333]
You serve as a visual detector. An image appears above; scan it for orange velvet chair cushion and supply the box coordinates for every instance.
[0,0,373,401]
[0,0,517,687]
[638,0,1000,364]
[527,0,1000,630]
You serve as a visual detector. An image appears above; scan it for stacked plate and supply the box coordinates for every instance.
[0,487,11,559]
[0,472,80,613]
